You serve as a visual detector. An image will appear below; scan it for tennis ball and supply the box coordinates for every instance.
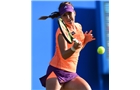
[97,46,105,54]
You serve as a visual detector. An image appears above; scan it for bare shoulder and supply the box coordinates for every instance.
[75,22,82,30]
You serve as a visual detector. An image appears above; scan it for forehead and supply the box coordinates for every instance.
[62,11,75,16]
[63,12,72,14]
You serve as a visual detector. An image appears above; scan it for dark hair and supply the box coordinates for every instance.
[46,1,73,19]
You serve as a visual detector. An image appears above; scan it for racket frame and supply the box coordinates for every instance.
[57,18,74,44]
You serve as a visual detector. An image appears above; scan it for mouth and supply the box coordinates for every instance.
[67,20,72,23]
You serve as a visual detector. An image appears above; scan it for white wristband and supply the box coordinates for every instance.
[71,46,76,52]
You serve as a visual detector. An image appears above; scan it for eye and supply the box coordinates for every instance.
[62,12,72,17]
[62,14,67,17]
[68,12,72,15]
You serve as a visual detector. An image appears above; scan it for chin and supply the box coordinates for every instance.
[67,21,74,25]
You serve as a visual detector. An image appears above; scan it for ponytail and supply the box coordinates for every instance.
[39,1,73,20]
[39,11,60,20]
[50,11,60,19]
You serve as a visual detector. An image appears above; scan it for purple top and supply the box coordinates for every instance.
[59,4,74,16]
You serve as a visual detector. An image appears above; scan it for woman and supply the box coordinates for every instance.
[39,1,95,90]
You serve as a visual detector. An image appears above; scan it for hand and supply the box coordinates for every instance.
[84,30,96,44]
[72,39,82,50]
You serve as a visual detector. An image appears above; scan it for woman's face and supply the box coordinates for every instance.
[61,11,76,26]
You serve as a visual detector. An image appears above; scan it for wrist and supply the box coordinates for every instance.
[71,46,76,52]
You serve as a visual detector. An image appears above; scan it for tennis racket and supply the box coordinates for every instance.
[57,18,78,44]
[38,17,78,44]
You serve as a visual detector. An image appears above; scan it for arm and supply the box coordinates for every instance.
[82,30,96,48]
[75,23,95,48]
[58,34,81,60]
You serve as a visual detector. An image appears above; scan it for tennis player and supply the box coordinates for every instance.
[39,1,95,90]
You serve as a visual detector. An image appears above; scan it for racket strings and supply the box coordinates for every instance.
[58,18,74,44]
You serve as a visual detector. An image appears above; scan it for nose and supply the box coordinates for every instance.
[66,15,71,19]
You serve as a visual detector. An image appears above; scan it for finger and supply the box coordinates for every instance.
[89,38,96,42]
[84,31,88,34]
[78,41,82,44]
[73,38,79,43]
[90,37,96,40]
[92,37,96,40]
[88,30,92,34]
[78,45,82,48]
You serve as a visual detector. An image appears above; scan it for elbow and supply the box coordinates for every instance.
[62,54,67,60]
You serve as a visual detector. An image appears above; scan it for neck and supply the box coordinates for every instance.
[66,23,76,31]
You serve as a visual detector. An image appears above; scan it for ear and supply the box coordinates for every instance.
[74,10,76,16]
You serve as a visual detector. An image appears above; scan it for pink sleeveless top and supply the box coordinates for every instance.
[49,23,85,72]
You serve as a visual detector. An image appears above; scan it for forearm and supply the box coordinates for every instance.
[58,34,83,59]
[58,34,76,60]
[61,47,75,59]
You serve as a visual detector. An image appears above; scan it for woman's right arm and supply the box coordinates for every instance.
[58,34,81,60]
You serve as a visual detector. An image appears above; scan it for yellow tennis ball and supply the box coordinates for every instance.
[97,46,105,54]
